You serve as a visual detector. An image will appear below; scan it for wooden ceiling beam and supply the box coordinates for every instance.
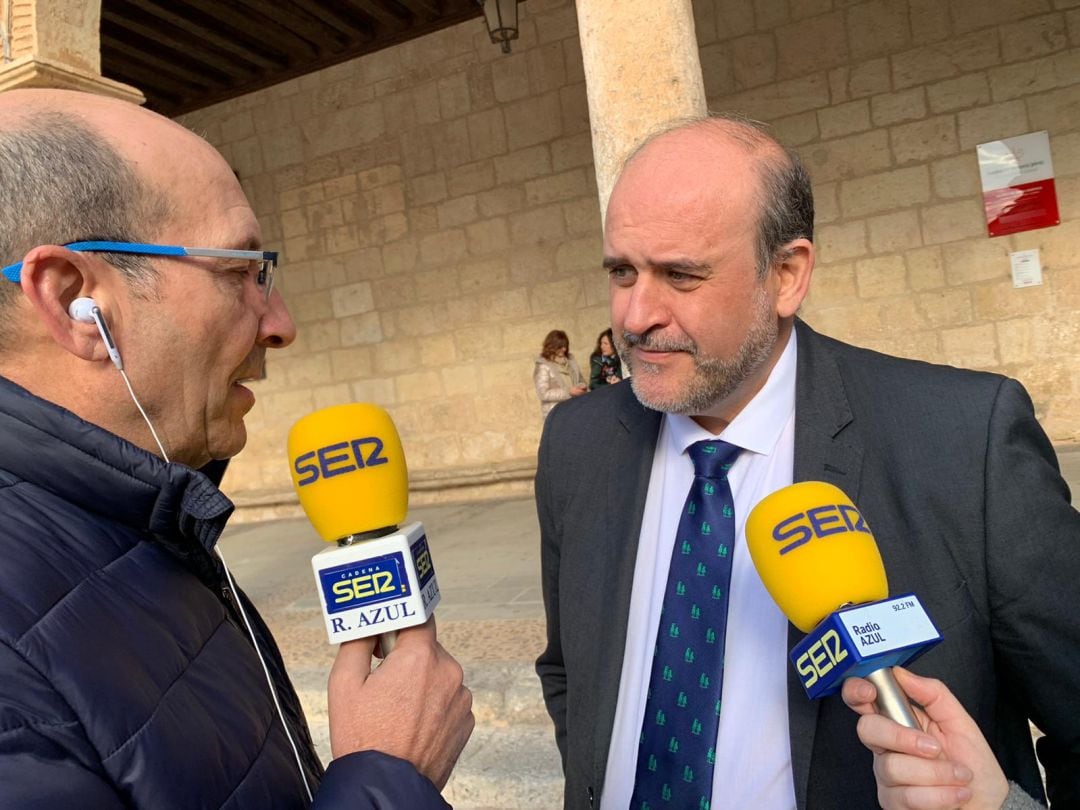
[105,0,287,70]
[103,62,185,109]
[100,0,491,116]
[169,0,320,59]
[102,33,227,87]
[101,49,209,102]
[347,0,413,30]
[240,1,350,50]
[282,0,375,41]
[101,13,262,79]
[395,0,445,20]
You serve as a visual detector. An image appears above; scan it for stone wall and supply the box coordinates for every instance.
[179,0,601,517]
[695,0,1080,440]
[176,0,1080,519]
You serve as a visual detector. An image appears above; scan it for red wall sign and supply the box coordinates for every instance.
[977,131,1060,238]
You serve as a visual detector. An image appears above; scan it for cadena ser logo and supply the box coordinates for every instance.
[319,552,410,615]
[794,628,849,689]
[294,436,388,487]
[411,534,434,590]
[772,503,870,555]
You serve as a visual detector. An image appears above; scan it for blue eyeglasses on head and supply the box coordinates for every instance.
[2,241,278,301]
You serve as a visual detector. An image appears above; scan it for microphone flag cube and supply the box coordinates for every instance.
[791,593,942,699]
[312,522,441,645]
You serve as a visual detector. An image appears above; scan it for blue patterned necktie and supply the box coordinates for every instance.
[630,439,742,810]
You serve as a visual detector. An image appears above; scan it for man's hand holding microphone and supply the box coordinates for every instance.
[328,618,473,791]
[289,403,474,791]
[841,667,1014,810]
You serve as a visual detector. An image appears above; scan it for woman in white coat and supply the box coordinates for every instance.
[533,329,586,419]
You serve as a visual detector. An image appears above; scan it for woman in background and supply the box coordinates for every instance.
[588,328,623,390]
[533,329,586,419]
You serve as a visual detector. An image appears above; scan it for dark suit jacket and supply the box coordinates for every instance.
[535,320,1080,809]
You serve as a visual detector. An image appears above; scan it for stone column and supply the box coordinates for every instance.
[0,0,143,103]
[574,0,706,220]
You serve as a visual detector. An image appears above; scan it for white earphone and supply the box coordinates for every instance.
[68,296,123,370]
[67,296,97,324]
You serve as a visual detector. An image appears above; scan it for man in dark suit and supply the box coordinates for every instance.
[535,115,1080,809]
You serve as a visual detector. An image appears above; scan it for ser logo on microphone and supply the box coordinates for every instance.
[320,552,411,615]
[772,503,870,555]
[294,436,388,487]
[794,628,849,688]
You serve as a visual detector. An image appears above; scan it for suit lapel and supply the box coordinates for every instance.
[592,385,662,789]
[788,319,864,809]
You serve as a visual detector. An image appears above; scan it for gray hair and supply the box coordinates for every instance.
[0,111,169,318]
[622,112,815,280]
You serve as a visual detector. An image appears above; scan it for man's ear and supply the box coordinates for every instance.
[18,245,110,362]
[773,238,814,319]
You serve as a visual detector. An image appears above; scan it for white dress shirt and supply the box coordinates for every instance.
[601,329,798,810]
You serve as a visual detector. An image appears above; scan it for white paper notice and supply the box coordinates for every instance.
[1010,249,1043,288]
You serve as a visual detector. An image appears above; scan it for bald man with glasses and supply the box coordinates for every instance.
[0,89,472,808]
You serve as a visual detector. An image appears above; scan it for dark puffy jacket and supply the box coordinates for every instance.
[0,375,449,809]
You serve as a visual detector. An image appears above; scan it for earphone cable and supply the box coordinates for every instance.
[119,371,313,803]
[119,368,170,463]
[217,546,314,803]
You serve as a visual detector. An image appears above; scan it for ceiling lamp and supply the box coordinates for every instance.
[477,0,518,54]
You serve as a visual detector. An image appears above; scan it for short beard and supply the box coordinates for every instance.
[617,291,778,415]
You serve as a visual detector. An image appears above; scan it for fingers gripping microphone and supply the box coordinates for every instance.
[288,403,440,653]
[69,297,123,370]
[746,482,942,728]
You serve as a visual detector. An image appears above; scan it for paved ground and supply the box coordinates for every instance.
[219,444,1079,803]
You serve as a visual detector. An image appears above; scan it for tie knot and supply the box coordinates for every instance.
[687,440,741,479]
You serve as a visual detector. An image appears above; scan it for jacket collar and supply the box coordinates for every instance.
[0,374,233,555]
[792,318,859,484]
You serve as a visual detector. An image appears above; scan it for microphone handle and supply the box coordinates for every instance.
[379,630,398,656]
[866,667,921,729]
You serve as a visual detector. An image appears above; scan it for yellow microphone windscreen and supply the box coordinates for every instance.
[746,481,888,632]
[287,403,408,542]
